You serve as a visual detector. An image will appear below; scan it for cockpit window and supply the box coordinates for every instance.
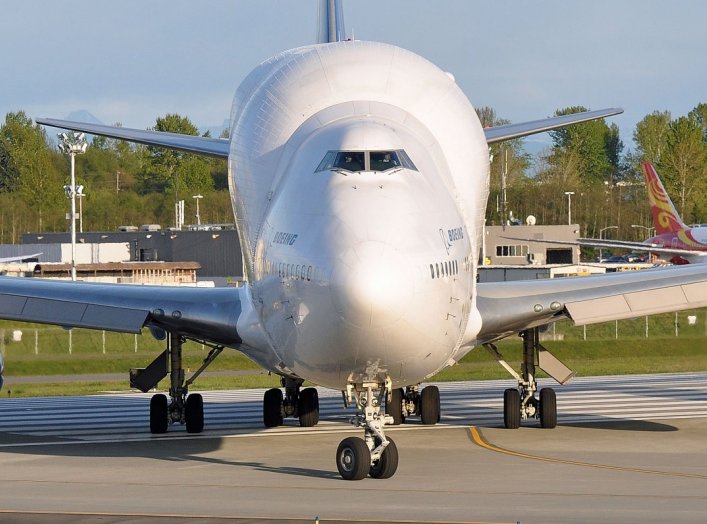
[315,150,417,173]
[333,152,365,171]
[369,151,400,171]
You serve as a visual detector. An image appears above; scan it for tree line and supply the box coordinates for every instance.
[0,104,705,245]
[483,103,707,242]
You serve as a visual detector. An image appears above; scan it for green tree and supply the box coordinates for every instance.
[476,106,530,224]
[632,110,671,166]
[0,111,64,231]
[688,103,707,142]
[657,115,707,221]
[548,106,623,184]
[139,114,212,200]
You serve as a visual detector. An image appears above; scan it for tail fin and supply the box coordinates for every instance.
[641,162,688,234]
[317,0,346,43]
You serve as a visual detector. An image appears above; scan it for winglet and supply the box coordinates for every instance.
[641,162,688,235]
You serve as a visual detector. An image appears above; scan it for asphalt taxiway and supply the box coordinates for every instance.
[0,373,706,523]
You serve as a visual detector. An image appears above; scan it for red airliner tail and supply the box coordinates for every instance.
[641,162,688,235]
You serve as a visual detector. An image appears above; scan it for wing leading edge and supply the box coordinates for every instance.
[475,265,707,343]
[484,107,623,144]
[0,276,243,347]
[36,118,230,159]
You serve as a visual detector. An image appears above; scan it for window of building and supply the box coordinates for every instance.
[495,244,530,257]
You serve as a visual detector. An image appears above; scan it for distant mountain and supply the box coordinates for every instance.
[199,119,230,139]
[64,110,103,125]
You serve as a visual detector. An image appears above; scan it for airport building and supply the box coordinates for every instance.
[7,226,243,286]
[482,223,580,266]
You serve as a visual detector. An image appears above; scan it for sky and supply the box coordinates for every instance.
[1,0,706,153]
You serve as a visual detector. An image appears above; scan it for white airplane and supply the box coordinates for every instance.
[0,1,705,480]
[0,253,42,263]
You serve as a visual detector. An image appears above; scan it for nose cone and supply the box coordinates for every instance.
[331,241,414,329]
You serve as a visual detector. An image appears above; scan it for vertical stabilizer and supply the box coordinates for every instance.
[317,0,346,43]
[641,162,688,235]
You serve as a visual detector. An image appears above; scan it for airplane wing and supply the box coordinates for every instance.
[501,235,706,259]
[0,276,242,347]
[36,118,230,159]
[0,253,43,263]
[475,264,707,343]
[484,108,623,144]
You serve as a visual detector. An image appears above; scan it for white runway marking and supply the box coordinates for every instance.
[0,372,705,446]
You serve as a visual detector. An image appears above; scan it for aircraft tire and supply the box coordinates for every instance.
[150,393,169,434]
[420,385,440,425]
[298,387,319,427]
[336,436,371,481]
[503,388,521,429]
[385,388,404,425]
[263,388,283,428]
[539,387,557,429]
[185,393,204,433]
[369,437,399,479]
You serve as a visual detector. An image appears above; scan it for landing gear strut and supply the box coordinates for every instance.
[337,380,399,480]
[263,377,320,428]
[131,332,224,434]
[485,327,574,429]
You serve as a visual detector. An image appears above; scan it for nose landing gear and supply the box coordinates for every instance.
[337,381,399,480]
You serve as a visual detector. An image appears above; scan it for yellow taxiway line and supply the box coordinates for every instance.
[468,426,707,481]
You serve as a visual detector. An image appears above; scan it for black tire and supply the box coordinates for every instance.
[385,388,404,425]
[150,393,168,434]
[298,387,319,427]
[503,388,521,429]
[185,393,204,433]
[369,437,399,479]
[539,387,557,429]
[336,437,371,481]
[420,385,440,425]
[263,388,283,428]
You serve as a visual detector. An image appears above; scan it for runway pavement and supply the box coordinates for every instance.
[0,372,706,523]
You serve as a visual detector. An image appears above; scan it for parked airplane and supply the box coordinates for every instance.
[0,253,43,263]
[0,1,705,480]
[504,162,707,264]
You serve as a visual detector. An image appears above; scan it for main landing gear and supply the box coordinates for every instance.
[485,327,575,429]
[384,385,441,426]
[336,380,399,481]
[130,332,224,434]
[263,377,320,428]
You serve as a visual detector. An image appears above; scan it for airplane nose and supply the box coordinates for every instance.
[330,241,415,329]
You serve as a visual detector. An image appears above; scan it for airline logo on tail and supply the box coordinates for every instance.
[642,162,706,253]
[642,161,687,235]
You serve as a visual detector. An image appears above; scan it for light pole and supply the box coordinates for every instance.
[77,189,85,233]
[632,224,656,261]
[599,225,619,262]
[631,224,655,239]
[564,191,575,225]
[193,194,203,226]
[58,131,88,281]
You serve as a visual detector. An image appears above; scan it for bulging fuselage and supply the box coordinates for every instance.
[230,41,489,390]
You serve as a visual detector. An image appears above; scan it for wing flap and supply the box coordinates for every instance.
[475,265,707,342]
[564,282,703,325]
[0,292,148,333]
